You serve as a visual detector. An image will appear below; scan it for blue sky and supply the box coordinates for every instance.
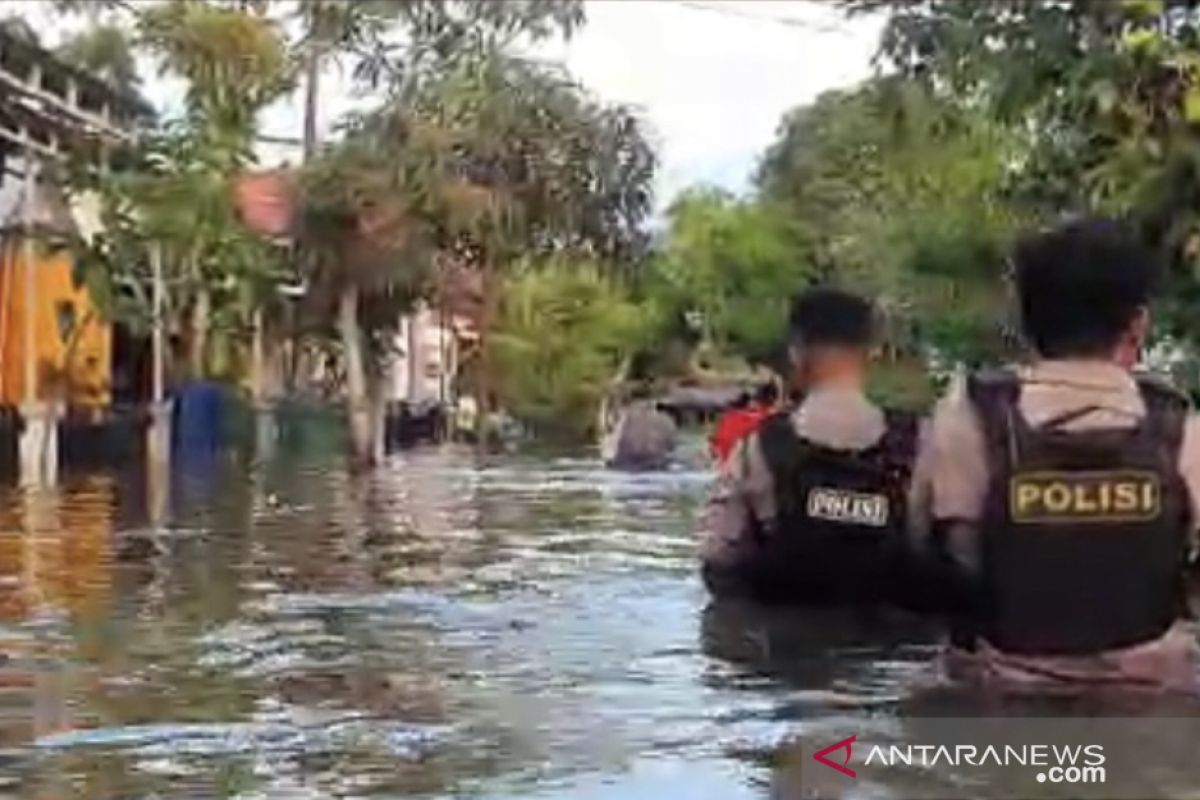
[34,0,884,209]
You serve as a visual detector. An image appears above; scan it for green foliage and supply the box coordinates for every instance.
[853,0,1200,349]
[300,49,655,340]
[55,24,140,93]
[651,188,809,362]
[297,131,432,330]
[62,1,295,381]
[351,0,585,88]
[380,52,656,264]
[654,78,1026,374]
[139,1,294,140]
[492,259,654,439]
[66,126,285,333]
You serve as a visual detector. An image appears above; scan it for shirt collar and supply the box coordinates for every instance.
[1019,359,1137,393]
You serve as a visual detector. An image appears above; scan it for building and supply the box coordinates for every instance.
[0,26,150,413]
[390,267,480,408]
[0,178,110,411]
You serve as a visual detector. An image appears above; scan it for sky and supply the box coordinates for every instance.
[32,0,885,210]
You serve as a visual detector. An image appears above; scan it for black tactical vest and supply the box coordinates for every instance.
[750,408,918,605]
[969,370,1190,656]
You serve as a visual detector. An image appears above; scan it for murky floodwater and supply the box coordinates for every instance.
[7,434,1192,799]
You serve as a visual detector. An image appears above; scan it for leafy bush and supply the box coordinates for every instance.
[492,259,655,440]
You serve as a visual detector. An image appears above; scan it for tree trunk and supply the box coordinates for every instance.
[303,45,321,162]
[250,306,267,408]
[339,284,375,465]
[476,260,498,456]
[191,287,210,381]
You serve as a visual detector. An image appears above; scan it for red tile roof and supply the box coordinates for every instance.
[234,170,295,239]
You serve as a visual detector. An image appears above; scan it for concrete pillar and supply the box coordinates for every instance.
[18,402,58,489]
[17,147,53,488]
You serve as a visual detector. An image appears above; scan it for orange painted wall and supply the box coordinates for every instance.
[0,238,110,408]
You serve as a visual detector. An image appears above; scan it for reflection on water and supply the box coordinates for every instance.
[7,438,1181,798]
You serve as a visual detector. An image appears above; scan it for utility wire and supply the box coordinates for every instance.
[671,1,856,36]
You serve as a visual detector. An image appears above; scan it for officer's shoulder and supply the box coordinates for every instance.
[964,366,1020,394]
[755,408,798,446]
[1132,372,1191,412]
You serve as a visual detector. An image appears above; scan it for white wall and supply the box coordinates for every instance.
[390,305,457,404]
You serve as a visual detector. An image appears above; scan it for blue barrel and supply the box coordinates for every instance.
[174,380,225,451]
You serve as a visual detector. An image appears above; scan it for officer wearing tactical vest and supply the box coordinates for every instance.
[700,288,919,605]
[910,217,1200,691]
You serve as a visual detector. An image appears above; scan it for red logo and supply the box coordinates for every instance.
[813,735,857,778]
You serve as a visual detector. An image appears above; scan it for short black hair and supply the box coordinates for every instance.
[788,287,876,348]
[1013,218,1161,359]
[754,382,779,405]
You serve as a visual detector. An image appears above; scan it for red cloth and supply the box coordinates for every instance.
[710,404,771,463]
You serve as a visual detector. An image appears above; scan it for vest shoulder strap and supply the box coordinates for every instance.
[756,410,801,480]
[1135,375,1189,459]
[966,369,1021,469]
[880,408,919,473]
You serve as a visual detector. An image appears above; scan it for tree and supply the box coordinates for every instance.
[136,0,294,378]
[139,1,293,142]
[493,258,653,439]
[55,24,140,95]
[848,0,1200,355]
[288,1,404,160]
[301,47,655,459]
[403,53,655,447]
[297,132,432,463]
[66,125,286,394]
[651,188,809,365]
[756,78,1027,366]
[289,0,586,160]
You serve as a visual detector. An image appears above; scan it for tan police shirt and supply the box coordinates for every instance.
[700,385,887,566]
[909,359,1200,690]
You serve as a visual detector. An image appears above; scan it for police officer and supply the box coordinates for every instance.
[910,218,1200,691]
[700,288,918,605]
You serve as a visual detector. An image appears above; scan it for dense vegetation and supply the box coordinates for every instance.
[654,0,1200,404]
[47,0,1200,446]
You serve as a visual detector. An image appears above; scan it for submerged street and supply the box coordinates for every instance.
[0,437,947,799]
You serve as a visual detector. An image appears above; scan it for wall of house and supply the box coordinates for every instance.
[391,305,458,404]
[0,239,111,408]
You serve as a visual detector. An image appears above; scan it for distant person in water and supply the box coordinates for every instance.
[710,382,779,464]
[605,384,678,471]
[699,288,919,605]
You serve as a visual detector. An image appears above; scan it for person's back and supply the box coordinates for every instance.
[608,397,678,470]
[700,288,918,606]
[910,218,1200,692]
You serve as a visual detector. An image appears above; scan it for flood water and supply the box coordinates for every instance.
[4,434,1188,799]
